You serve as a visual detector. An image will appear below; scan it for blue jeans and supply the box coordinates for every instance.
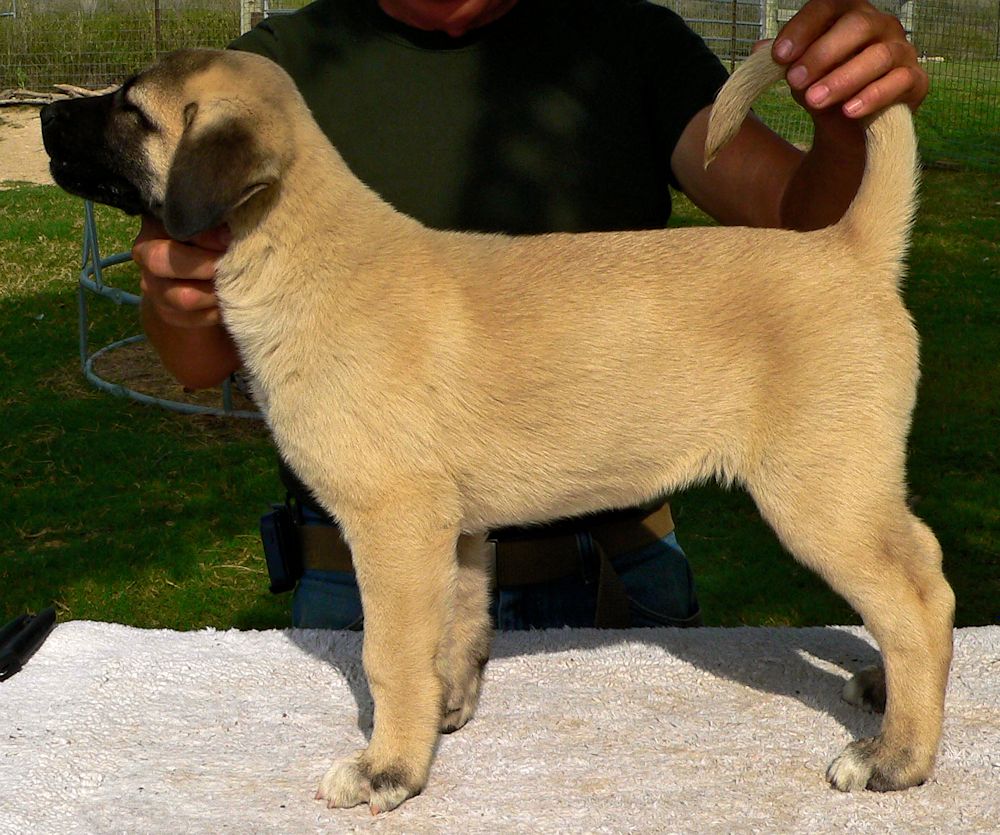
[292,512,700,630]
[493,531,700,630]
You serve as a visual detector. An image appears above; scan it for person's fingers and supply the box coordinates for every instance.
[140,272,223,328]
[141,272,219,312]
[770,0,926,117]
[800,42,926,114]
[133,214,169,245]
[772,0,875,65]
[828,59,926,117]
[132,214,226,329]
[132,236,221,282]
[791,9,899,80]
[189,224,232,253]
[132,215,229,277]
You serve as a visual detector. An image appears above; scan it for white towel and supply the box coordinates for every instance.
[1,622,997,834]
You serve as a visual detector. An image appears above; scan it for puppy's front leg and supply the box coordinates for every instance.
[317,506,458,814]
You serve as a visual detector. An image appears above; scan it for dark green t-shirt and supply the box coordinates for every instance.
[230,0,728,235]
[230,0,728,522]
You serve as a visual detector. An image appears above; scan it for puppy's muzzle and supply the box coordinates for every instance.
[40,97,146,215]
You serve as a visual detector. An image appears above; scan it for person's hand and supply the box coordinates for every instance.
[132,216,240,389]
[769,0,928,120]
[132,215,231,329]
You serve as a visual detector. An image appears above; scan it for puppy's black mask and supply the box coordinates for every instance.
[40,82,153,216]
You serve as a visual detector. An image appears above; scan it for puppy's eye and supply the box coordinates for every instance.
[122,100,156,131]
[116,78,156,131]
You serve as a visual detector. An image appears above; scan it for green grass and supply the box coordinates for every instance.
[1,173,997,630]
[918,61,1000,169]
[1,189,286,630]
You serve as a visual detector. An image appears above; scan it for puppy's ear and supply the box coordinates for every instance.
[163,104,278,240]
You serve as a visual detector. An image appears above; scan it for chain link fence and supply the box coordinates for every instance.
[1,0,997,169]
[665,0,1000,169]
[0,0,238,89]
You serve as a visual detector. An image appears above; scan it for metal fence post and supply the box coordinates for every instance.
[241,0,264,34]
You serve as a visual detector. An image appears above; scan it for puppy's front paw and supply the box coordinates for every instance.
[316,751,421,814]
[842,665,886,713]
[827,736,930,792]
[317,752,369,810]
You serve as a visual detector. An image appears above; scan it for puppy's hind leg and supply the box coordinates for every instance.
[828,511,954,791]
[747,469,954,792]
[316,501,459,814]
[438,533,493,734]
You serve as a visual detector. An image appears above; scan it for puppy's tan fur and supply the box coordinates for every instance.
[45,48,954,813]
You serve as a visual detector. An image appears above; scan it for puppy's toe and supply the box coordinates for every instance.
[440,678,483,733]
[827,740,876,791]
[827,736,929,792]
[316,752,370,809]
[368,767,418,815]
[439,655,487,733]
[842,665,886,713]
[440,702,475,734]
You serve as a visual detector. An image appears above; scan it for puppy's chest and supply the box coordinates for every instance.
[214,298,300,410]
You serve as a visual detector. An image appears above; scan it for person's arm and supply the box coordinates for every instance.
[671,0,928,232]
[132,216,241,389]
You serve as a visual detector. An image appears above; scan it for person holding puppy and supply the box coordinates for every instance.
[134,0,928,630]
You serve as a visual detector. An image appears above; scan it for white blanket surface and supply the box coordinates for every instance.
[1,622,996,834]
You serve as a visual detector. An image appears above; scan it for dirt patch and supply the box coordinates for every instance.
[90,339,260,418]
[0,106,54,187]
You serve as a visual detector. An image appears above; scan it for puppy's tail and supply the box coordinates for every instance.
[705,48,918,271]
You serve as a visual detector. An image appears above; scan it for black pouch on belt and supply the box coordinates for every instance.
[260,502,304,593]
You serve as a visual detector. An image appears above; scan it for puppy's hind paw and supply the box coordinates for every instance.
[842,665,886,713]
[440,665,485,734]
[440,701,476,734]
